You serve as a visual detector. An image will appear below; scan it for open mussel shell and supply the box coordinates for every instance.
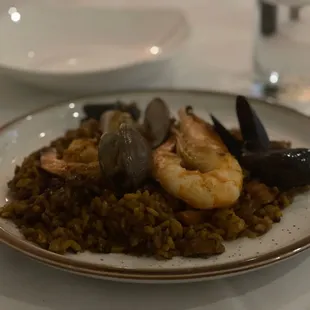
[210,114,243,159]
[210,95,271,158]
[98,123,152,192]
[241,148,310,190]
[143,98,171,149]
[236,95,270,152]
[83,101,141,122]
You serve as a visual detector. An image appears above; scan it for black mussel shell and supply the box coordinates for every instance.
[241,148,310,190]
[236,95,270,152]
[83,101,141,122]
[98,123,152,192]
[144,98,171,149]
[210,114,243,159]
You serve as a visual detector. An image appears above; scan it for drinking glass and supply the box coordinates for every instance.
[254,0,310,103]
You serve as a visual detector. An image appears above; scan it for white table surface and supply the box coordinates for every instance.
[2,1,310,310]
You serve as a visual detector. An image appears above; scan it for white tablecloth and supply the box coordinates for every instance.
[1,1,310,309]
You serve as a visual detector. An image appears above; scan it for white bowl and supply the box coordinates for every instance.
[0,2,189,94]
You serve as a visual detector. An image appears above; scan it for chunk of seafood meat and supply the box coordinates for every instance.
[152,108,243,209]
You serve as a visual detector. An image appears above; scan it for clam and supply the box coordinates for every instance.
[84,98,172,149]
[143,98,171,148]
[83,101,141,122]
[210,95,310,190]
[90,97,173,190]
[98,123,152,192]
[100,110,135,133]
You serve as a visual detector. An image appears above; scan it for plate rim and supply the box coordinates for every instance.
[1,88,310,281]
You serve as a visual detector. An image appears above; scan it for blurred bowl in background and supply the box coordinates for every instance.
[263,0,310,5]
[0,2,190,94]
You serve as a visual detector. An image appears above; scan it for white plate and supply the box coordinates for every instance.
[1,90,310,284]
[0,2,189,93]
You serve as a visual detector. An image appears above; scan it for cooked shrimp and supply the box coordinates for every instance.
[152,108,243,209]
[178,107,225,152]
[40,139,100,179]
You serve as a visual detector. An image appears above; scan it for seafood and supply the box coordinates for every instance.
[211,95,310,190]
[235,95,269,152]
[143,98,171,148]
[42,95,310,195]
[40,147,100,180]
[242,149,310,190]
[98,123,152,192]
[84,98,171,149]
[40,123,153,191]
[100,110,135,133]
[62,139,98,163]
[5,94,310,260]
[83,101,141,121]
[152,107,243,210]
[41,98,171,191]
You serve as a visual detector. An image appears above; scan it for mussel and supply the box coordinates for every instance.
[210,95,310,190]
[242,149,310,189]
[98,123,153,192]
